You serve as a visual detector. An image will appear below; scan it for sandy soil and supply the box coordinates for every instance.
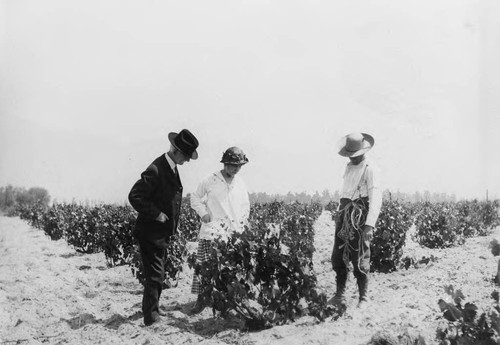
[1,212,499,345]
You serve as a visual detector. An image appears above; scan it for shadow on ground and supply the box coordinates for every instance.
[64,313,134,330]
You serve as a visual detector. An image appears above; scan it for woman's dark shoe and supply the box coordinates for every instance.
[189,301,206,315]
[189,295,211,315]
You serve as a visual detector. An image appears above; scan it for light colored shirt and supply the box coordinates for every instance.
[191,171,250,240]
[164,153,176,173]
[340,159,382,228]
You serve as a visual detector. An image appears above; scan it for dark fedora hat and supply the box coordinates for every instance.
[168,129,199,160]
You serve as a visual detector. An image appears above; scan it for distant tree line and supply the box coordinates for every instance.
[383,190,458,203]
[0,184,466,216]
[0,185,51,215]
[249,189,339,205]
[249,189,460,205]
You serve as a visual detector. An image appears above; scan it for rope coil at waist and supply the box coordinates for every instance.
[337,197,369,272]
[337,197,368,242]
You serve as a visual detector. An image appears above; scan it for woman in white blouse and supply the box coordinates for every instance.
[189,146,250,314]
[330,132,382,310]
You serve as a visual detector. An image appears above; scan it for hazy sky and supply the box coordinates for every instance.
[1,0,499,204]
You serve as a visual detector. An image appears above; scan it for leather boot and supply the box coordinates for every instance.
[357,274,368,307]
[329,271,347,306]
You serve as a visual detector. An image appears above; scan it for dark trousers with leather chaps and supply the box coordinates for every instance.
[331,197,371,301]
[138,239,166,325]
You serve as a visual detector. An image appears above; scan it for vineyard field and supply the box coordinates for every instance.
[1,209,500,344]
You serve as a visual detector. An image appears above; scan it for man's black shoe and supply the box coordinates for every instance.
[144,312,161,326]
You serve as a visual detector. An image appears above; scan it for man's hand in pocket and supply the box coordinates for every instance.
[156,212,169,223]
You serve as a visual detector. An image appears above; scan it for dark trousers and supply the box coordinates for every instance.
[331,197,371,280]
[138,239,166,324]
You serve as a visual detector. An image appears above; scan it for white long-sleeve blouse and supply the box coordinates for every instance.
[190,171,250,240]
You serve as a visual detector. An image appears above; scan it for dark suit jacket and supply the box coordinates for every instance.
[128,154,183,248]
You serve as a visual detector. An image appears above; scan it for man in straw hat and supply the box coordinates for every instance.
[330,132,382,309]
[129,129,199,326]
[189,146,250,314]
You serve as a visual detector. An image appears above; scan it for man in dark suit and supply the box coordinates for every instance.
[129,129,199,326]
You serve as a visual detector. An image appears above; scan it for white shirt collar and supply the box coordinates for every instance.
[164,153,176,171]
[216,170,237,185]
[348,158,368,168]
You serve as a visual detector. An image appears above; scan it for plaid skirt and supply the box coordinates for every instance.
[191,239,212,295]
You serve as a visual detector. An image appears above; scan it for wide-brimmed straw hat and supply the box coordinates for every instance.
[337,132,374,157]
[168,129,199,160]
[220,147,249,165]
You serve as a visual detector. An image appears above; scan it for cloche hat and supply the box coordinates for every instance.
[220,147,249,165]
